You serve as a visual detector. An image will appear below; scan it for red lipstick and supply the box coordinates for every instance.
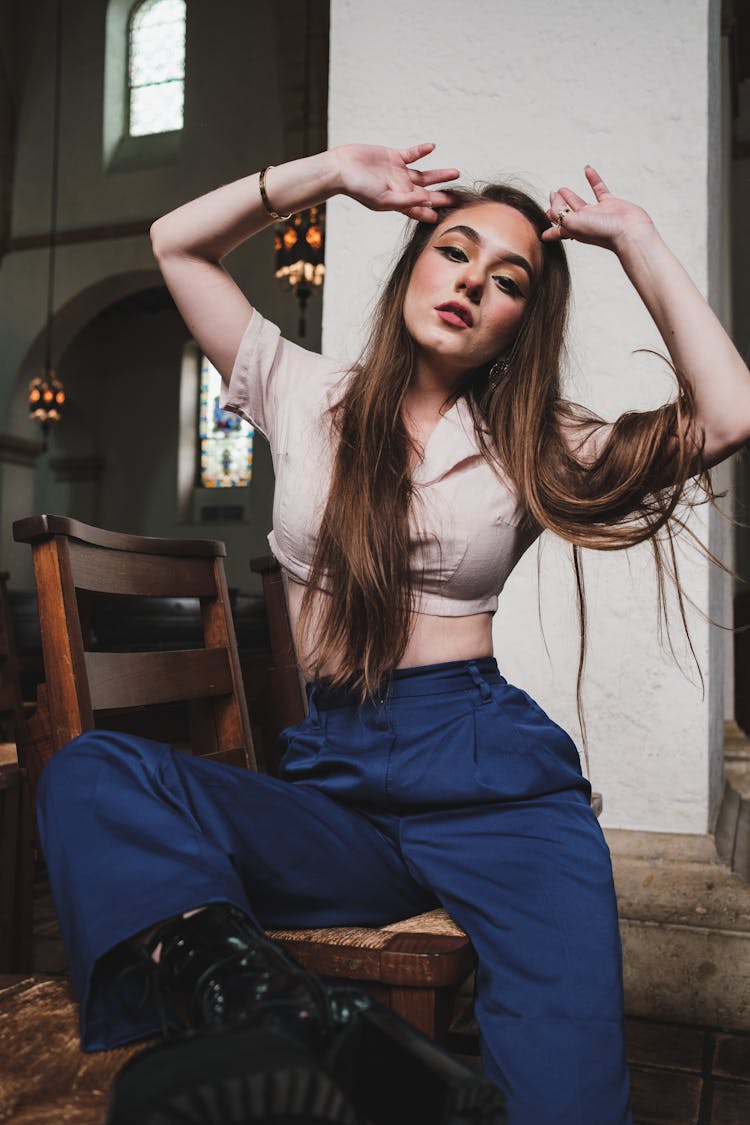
[435,302,473,328]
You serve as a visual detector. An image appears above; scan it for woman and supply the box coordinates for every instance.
[38,143,750,1125]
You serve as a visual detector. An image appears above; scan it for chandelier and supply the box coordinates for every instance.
[273,0,325,337]
[274,205,325,337]
[28,373,65,437]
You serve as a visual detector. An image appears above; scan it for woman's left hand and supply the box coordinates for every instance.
[542,167,655,253]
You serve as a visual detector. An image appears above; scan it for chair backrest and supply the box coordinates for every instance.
[13,515,256,770]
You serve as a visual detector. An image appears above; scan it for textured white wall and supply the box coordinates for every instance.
[325,0,727,832]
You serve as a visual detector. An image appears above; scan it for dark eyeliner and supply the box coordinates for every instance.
[494,275,522,298]
[436,245,467,262]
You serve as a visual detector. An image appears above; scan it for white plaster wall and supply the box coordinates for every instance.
[325,0,727,832]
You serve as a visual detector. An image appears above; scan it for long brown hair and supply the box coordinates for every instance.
[299,184,714,706]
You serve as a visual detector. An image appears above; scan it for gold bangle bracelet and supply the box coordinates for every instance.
[259,165,292,221]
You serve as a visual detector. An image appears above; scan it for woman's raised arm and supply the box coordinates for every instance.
[150,144,459,383]
[544,167,750,470]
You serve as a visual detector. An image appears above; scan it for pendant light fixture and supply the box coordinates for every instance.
[273,0,325,337]
[29,0,66,451]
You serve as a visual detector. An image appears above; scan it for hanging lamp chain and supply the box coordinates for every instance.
[44,0,64,374]
[302,0,311,159]
[29,0,64,448]
[273,0,325,338]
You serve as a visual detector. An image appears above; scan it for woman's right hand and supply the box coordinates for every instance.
[334,143,459,223]
[149,144,459,387]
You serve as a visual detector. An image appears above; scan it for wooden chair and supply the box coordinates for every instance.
[7,515,256,984]
[11,516,475,1043]
[12,514,255,769]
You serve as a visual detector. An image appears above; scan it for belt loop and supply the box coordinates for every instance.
[306,683,320,724]
[377,674,392,727]
[467,661,491,702]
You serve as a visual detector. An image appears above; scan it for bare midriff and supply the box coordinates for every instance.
[285,575,494,682]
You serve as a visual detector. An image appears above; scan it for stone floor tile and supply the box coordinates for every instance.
[628,1067,702,1124]
[625,1017,706,1073]
[710,1079,750,1123]
[712,1032,750,1080]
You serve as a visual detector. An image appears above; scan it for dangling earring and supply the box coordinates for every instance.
[489,356,510,386]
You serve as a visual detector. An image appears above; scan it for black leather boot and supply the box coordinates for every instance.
[107,905,506,1125]
[143,904,367,1042]
[107,905,362,1124]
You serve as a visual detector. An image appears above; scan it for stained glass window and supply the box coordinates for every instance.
[128,0,186,137]
[199,355,253,488]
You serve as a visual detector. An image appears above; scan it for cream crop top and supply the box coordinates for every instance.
[221,309,540,616]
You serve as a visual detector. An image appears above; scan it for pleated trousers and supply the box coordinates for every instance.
[37,657,632,1125]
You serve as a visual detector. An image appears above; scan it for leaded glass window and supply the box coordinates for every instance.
[199,355,253,488]
[128,0,186,137]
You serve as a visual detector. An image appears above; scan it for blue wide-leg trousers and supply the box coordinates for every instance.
[37,658,632,1125]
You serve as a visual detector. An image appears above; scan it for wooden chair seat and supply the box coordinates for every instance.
[267,908,473,1030]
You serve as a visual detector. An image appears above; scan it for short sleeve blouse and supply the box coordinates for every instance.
[221,309,540,616]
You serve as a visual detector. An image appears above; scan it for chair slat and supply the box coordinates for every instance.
[86,649,233,711]
[34,539,93,742]
[13,515,226,557]
[68,541,218,597]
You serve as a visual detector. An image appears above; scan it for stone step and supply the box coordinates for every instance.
[607,829,750,1030]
